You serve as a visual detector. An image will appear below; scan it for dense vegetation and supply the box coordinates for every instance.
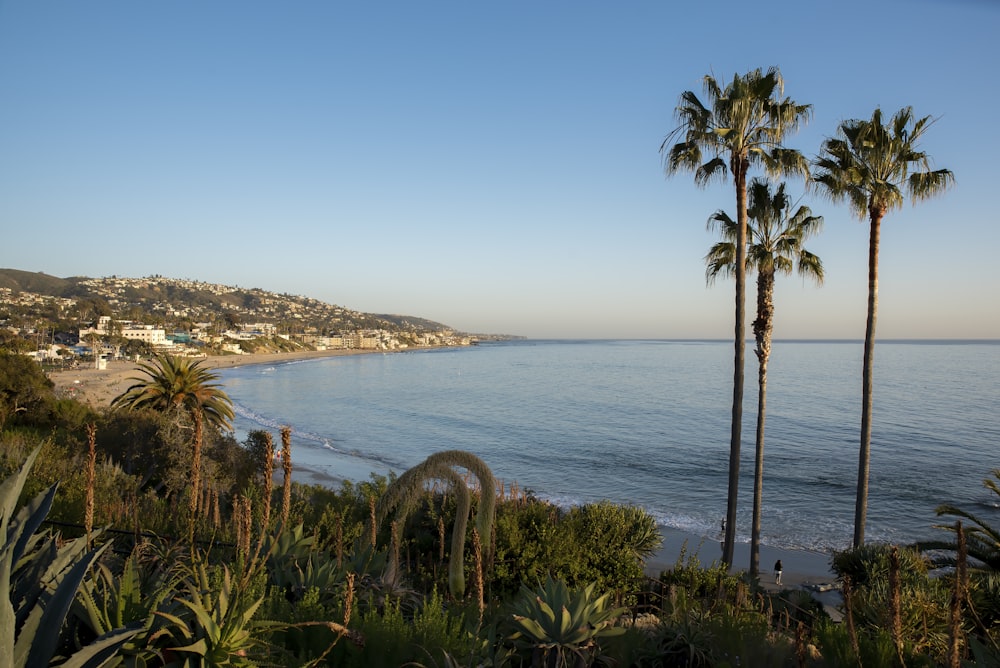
[1,351,998,666]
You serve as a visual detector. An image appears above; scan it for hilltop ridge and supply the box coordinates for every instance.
[0,268,520,355]
[0,268,451,333]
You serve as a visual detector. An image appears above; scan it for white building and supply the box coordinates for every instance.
[121,326,168,347]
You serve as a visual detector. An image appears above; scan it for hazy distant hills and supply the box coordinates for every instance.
[0,268,457,335]
[0,268,81,295]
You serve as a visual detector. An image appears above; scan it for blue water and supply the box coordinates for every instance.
[217,340,1000,554]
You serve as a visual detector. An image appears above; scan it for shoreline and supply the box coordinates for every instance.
[46,346,843,599]
[47,347,418,407]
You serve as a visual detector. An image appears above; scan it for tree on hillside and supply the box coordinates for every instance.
[661,67,811,566]
[706,178,824,576]
[0,351,54,427]
[813,107,953,547]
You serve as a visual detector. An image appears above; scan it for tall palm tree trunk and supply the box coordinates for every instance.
[723,161,749,567]
[750,271,774,577]
[855,210,883,547]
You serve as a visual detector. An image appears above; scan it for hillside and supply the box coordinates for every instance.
[0,268,457,335]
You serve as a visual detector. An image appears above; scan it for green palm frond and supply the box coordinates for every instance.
[111,354,234,431]
[814,106,954,219]
[661,67,811,186]
[706,178,824,284]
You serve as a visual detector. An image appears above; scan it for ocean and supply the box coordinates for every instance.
[217,339,1000,555]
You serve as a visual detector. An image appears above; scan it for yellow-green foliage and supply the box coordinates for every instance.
[491,497,659,601]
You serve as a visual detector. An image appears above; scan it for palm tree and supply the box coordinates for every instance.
[112,354,234,518]
[919,469,1000,572]
[111,353,234,431]
[706,178,824,576]
[661,67,811,566]
[813,107,954,547]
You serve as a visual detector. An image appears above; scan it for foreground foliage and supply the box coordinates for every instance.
[3,371,1000,666]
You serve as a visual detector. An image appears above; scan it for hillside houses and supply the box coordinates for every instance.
[1,274,476,361]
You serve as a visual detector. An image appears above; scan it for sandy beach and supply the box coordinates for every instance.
[47,347,843,605]
[47,348,381,407]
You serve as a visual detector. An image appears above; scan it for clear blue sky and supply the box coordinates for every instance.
[0,1,995,339]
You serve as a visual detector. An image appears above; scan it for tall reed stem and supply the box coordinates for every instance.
[280,425,292,527]
[85,423,97,549]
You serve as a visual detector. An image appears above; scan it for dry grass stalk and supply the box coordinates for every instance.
[344,572,356,626]
[190,411,204,516]
[280,425,292,527]
[233,496,253,556]
[948,521,967,668]
[335,513,344,569]
[389,520,401,585]
[843,576,860,659]
[262,431,274,529]
[438,517,446,563]
[368,495,377,548]
[472,527,485,619]
[285,620,365,667]
[85,423,97,548]
[795,621,808,667]
[889,546,903,664]
[202,485,212,519]
[212,488,221,528]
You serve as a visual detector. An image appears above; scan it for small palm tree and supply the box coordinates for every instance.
[111,353,234,431]
[706,178,824,577]
[920,470,1000,572]
[813,107,954,547]
[112,354,234,518]
[662,67,811,566]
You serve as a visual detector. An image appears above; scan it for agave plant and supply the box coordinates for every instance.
[0,446,141,667]
[150,561,266,666]
[504,575,626,667]
[72,543,179,666]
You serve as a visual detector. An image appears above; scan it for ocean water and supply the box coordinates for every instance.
[217,339,1000,554]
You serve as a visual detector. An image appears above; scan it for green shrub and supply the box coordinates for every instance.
[332,591,477,668]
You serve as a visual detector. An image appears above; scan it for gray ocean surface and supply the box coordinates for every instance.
[217,339,1000,554]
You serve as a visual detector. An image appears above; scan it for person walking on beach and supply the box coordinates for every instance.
[774,559,783,586]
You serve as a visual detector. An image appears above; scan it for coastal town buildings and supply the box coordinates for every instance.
[1,274,480,362]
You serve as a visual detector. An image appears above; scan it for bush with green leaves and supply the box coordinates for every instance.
[491,497,660,602]
[832,543,953,664]
[329,590,478,668]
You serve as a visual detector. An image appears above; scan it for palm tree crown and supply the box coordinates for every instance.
[111,354,234,431]
[662,67,812,186]
[813,107,954,221]
[706,179,824,285]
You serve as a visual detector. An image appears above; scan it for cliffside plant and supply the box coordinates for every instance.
[372,450,496,599]
[921,469,1000,571]
[0,446,141,667]
[150,561,266,667]
[503,575,626,668]
[71,543,178,666]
